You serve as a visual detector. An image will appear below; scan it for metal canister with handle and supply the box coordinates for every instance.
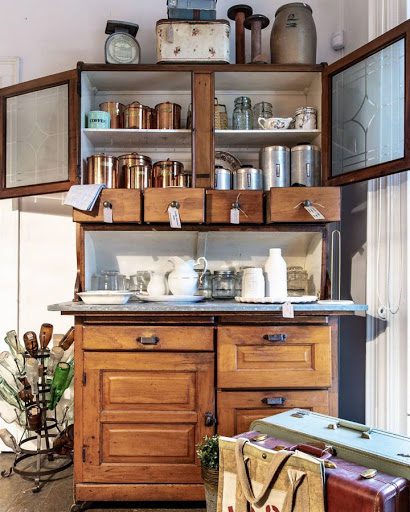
[233,165,263,190]
[155,102,181,129]
[259,145,290,189]
[291,144,321,186]
[86,154,120,188]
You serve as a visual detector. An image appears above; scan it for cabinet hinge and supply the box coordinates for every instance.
[82,372,87,386]
[76,163,82,183]
[82,446,86,463]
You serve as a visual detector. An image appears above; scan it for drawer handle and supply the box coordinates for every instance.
[204,411,216,427]
[263,334,287,342]
[137,336,159,345]
[103,201,112,209]
[261,397,286,407]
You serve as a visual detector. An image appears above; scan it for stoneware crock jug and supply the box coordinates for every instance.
[168,256,208,296]
[147,272,167,296]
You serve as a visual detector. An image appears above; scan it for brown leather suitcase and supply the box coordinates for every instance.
[235,431,410,512]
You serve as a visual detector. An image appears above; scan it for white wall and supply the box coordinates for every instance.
[0,0,349,338]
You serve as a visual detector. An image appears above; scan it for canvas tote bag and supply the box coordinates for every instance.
[217,437,325,512]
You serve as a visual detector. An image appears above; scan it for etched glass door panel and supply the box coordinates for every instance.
[331,38,405,177]
[6,84,68,188]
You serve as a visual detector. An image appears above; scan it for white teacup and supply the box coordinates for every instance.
[258,117,293,130]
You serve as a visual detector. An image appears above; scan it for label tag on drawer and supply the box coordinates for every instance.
[230,207,240,224]
[282,301,294,318]
[168,206,181,229]
[304,205,325,220]
[103,204,113,223]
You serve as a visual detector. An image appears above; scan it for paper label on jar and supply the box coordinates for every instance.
[304,205,325,220]
[168,206,181,229]
[103,205,113,223]
[230,207,240,224]
[282,301,294,318]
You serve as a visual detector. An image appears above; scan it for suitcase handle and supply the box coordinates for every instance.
[329,419,372,439]
[290,443,333,460]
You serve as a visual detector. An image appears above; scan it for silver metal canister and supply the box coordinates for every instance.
[259,146,290,189]
[214,166,232,190]
[233,165,263,190]
[291,144,321,186]
[270,3,317,64]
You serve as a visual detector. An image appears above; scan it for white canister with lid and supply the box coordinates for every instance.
[242,268,265,298]
[264,248,287,298]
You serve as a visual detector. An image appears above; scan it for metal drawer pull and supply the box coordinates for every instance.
[263,334,287,342]
[262,397,286,406]
[204,412,216,427]
[137,336,159,345]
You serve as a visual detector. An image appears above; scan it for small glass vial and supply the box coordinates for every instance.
[212,270,236,299]
[232,96,253,130]
[253,101,273,129]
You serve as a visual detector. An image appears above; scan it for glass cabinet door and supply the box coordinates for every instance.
[323,20,410,185]
[0,69,79,198]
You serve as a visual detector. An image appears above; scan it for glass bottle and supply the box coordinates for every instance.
[0,401,22,424]
[25,358,39,396]
[232,96,253,130]
[23,331,38,357]
[4,331,25,373]
[0,376,22,410]
[48,362,71,410]
[253,101,273,129]
[0,428,20,453]
[39,323,53,350]
[27,405,43,431]
[59,326,75,351]
[195,270,213,299]
[0,352,20,391]
[46,346,64,376]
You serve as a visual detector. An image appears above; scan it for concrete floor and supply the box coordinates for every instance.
[0,454,206,512]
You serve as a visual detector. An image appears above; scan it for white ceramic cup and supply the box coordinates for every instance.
[258,117,293,130]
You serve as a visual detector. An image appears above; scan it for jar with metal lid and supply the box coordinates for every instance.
[212,270,236,299]
[214,166,232,190]
[259,145,290,189]
[270,3,317,64]
[294,106,317,129]
[233,165,263,190]
[195,269,213,299]
[152,159,185,187]
[123,102,150,129]
[253,102,273,129]
[287,266,308,296]
[155,102,181,129]
[232,96,253,130]
[86,154,120,188]
[215,98,228,130]
[291,144,321,186]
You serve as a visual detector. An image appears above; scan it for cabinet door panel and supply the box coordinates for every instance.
[0,69,79,198]
[217,390,330,436]
[323,20,410,185]
[218,325,331,389]
[82,352,214,483]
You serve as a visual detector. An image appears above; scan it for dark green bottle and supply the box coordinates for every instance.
[47,362,70,410]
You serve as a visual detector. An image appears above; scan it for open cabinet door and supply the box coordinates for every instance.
[0,69,80,198]
[323,20,410,186]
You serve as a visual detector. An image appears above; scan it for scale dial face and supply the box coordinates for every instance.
[105,33,140,64]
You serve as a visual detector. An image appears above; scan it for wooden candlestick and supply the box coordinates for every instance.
[244,14,270,64]
[227,4,253,64]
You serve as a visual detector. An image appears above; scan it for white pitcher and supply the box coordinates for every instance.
[168,256,208,296]
[147,272,167,296]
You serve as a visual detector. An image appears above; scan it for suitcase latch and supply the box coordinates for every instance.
[360,468,377,479]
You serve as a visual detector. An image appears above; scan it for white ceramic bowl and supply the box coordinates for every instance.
[78,291,134,305]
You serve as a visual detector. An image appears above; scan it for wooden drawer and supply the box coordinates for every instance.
[217,390,330,436]
[217,325,331,389]
[73,189,142,223]
[144,188,205,223]
[266,187,340,223]
[206,190,263,224]
[82,325,214,351]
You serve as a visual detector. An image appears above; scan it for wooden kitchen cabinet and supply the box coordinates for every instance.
[80,350,215,484]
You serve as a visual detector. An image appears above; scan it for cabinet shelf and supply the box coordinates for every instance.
[215,129,321,148]
[83,129,191,149]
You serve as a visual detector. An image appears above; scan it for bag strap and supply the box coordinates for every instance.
[235,438,293,506]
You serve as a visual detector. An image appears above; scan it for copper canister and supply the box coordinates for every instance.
[99,102,125,129]
[123,102,150,129]
[176,170,192,188]
[120,153,152,189]
[147,108,157,129]
[152,159,185,187]
[86,154,121,188]
[155,102,181,129]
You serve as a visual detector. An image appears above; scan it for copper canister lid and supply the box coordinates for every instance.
[118,152,152,166]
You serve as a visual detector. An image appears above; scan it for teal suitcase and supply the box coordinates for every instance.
[251,409,410,480]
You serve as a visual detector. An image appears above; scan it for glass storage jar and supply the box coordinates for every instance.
[253,101,273,129]
[195,269,213,298]
[212,270,236,299]
[287,266,309,296]
[232,96,253,130]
